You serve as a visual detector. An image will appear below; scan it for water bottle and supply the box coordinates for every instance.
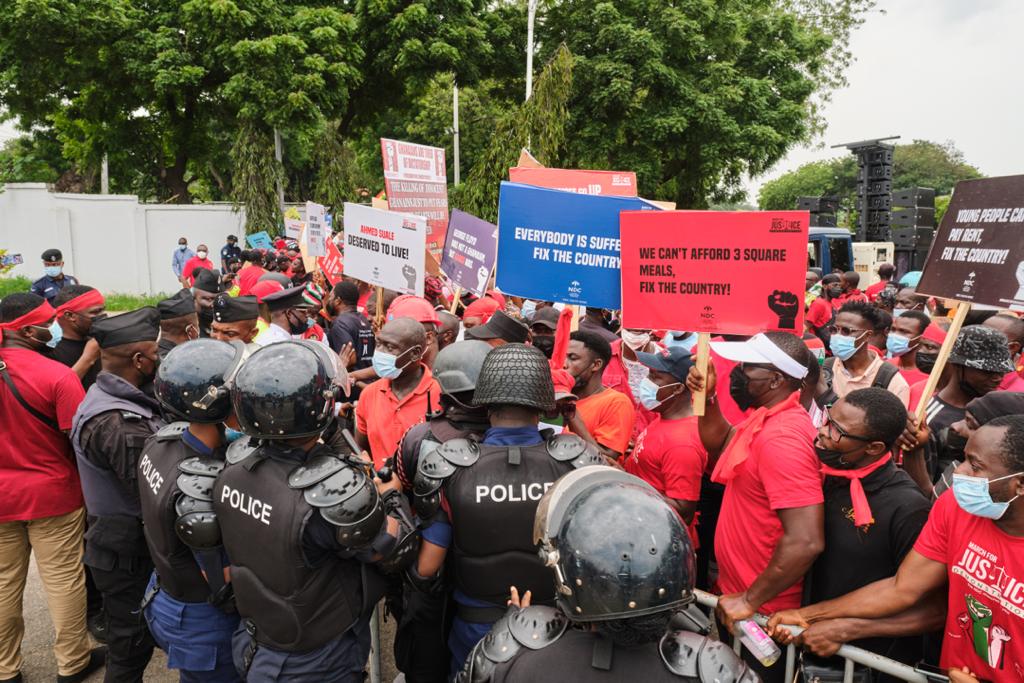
[735,619,782,667]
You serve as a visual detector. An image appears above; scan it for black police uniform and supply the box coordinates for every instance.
[156,289,199,359]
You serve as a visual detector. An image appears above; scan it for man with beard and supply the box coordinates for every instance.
[326,281,374,368]
[686,331,823,682]
[191,268,221,338]
[70,307,164,682]
[563,330,635,461]
[50,285,106,389]
[156,289,200,359]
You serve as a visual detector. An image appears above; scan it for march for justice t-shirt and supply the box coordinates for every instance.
[915,492,1024,679]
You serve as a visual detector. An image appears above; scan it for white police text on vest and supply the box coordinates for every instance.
[475,482,554,504]
[139,454,163,496]
[221,485,273,525]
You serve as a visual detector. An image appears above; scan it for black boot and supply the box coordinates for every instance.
[56,647,107,683]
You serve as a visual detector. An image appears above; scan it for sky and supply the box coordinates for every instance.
[3,0,1022,201]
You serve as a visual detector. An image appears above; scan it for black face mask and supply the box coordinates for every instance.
[729,365,759,411]
[915,351,938,374]
[957,367,985,400]
[286,310,308,336]
[815,445,857,470]
[942,428,968,463]
[532,335,555,358]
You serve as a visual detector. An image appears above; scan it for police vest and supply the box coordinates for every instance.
[414,433,604,607]
[213,447,362,652]
[137,423,218,603]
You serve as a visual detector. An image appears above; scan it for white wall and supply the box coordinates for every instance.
[0,183,249,295]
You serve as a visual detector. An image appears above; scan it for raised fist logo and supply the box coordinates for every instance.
[768,290,800,330]
[476,266,489,294]
[402,264,418,291]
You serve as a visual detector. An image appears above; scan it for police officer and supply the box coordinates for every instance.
[459,468,758,682]
[212,341,418,681]
[192,268,222,338]
[411,343,606,674]
[393,340,494,682]
[157,289,200,359]
[138,339,242,682]
[31,247,79,304]
[70,307,164,682]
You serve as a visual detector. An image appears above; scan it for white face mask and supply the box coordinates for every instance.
[197,251,208,259]
[621,329,651,351]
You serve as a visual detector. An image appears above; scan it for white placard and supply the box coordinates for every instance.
[342,203,426,297]
[304,201,327,257]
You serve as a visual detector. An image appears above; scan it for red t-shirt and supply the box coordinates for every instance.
[806,296,833,330]
[887,357,929,387]
[625,415,707,543]
[832,289,868,310]
[0,348,86,522]
[357,290,372,315]
[182,256,214,285]
[355,365,442,467]
[714,400,823,613]
[909,379,928,412]
[999,370,1024,392]
[864,280,889,302]
[236,264,265,296]
[572,388,635,455]
[914,492,1024,679]
[602,339,658,440]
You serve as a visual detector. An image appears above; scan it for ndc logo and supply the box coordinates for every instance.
[769,218,802,233]
[611,175,633,187]
[567,280,582,298]
[401,219,418,231]
[700,305,715,321]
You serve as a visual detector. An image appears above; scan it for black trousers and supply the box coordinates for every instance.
[393,588,451,683]
[89,559,155,682]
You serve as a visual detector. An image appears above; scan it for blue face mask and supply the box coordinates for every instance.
[373,348,416,380]
[520,300,537,320]
[178,244,188,251]
[224,427,245,443]
[885,333,916,358]
[829,334,862,361]
[952,472,1022,519]
[664,332,697,353]
[637,377,680,410]
[44,265,62,278]
[45,320,63,349]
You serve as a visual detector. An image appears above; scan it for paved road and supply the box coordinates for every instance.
[20,556,400,682]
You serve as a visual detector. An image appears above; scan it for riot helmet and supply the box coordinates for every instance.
[231,341,336,439]
[534,467,694,621]
[155,339,239,423]
[472,343,555,412]
[433,340,492,396]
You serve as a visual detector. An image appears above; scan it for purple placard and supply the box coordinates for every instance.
[440,209,499,296]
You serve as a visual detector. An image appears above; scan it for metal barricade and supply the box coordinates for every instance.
[694,590,933,683]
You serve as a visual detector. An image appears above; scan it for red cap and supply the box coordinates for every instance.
[251,280,284,303]
[922,322,947,345]
[388,294,441,326]
[551,368,578,401]
[463,297,500,323]
[485,289,506,309]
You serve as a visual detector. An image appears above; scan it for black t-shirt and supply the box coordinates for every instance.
[50,337,99,389]
[328,310,375,369]
[809,461,931,669]
[923,395,966,479]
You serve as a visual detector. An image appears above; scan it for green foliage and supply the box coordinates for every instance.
[934,195,951,226]
[758,140,984,212]
[0,135,63,184]
[230,119,284,234]
[0,275,31,297]
[0,276,163,309]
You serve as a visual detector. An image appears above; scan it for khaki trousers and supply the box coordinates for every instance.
[0,507,92,677]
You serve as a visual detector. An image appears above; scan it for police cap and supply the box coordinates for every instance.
[91,307,161,348]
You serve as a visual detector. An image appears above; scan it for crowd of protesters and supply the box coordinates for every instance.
[1,244,1023,683]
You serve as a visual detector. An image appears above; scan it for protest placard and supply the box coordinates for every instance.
[916,175,1024,310]
[496,182,658,309]
[508,167,638,197]
[619,211,808,334]
[304,201,328,257]
[317,238,345,286]
[441,209,498,296]
[380,138,449,255]
[246,231,273,250]
[342,202,426,297]
[284,218,304,240]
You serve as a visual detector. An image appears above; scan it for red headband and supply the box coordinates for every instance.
[922,323,947,345]
[0,300,57,332]
[54,289,105,316]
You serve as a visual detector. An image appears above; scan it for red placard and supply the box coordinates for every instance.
[317,238,345,286]
[508,167,638,197]
[381,138,449,256]
[620,211,809,334]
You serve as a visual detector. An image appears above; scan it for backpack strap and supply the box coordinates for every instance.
[871,360,900,391]
[0,359,60,432]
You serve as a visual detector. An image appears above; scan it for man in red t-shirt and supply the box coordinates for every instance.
[0,293,103,681]
[886,310,935,386]
[625,346,706,544]
[235,249,266,296]
[805,273,840,339]
[686,332,823,681]
[832,271,869,309]
[564,330,636,460]
[180,243,214,286]
[864,263,896,302]
[770,416,1024,682]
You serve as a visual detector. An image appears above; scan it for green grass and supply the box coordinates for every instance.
[0,276,169,311]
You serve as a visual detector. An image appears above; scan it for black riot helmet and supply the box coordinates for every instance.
[472,343,555,412]
[231,340,337,439]
[534,467,694,622]
[433,340,492,396]
[155,339,239,423]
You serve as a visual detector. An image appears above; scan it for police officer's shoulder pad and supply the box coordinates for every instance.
[417,447,458,480]
[156,421,188,441]
[178,456,225,477]
[436,438,480,467]
[546,433,589,462]
[479,612,522,664]
[177,472,215,502]
[287,453,346,490]
[507,606,568,650]
[120,411,143,422]
[570,447,606,470]
[413,470,445,498]
[175,495,214,517]
[226,435,257,465]
[659,630,704,677]
[661,630,751,681]
[458,641,496,683]
[303,467,366,508]
[174,510,222,549]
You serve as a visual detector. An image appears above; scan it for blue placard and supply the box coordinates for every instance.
[496,182,659,308]
[246,231,273,250]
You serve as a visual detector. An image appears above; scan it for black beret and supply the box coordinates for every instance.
[262,285,309,312]
[91,307,160,348]
[41,248,62,262]
[192,267,222,294]
[213,294,259,323]
[157,289,196,320]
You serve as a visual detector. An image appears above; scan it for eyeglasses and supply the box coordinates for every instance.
[828,325,868,337]
[823,407,872,443]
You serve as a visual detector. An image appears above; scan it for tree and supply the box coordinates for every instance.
[230,119,284,234]
[757,140,983,211]
[0,134,63,184]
